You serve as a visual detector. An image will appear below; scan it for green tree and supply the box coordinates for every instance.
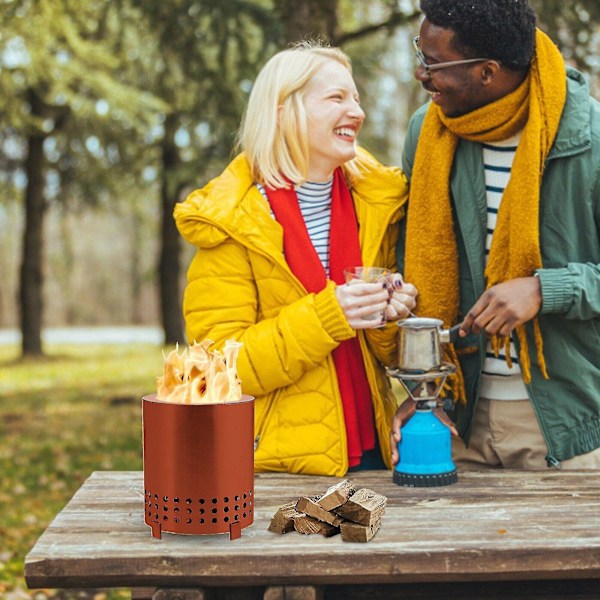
[134,0,421,346]
[130,0,281,344]
[0,0,167,355]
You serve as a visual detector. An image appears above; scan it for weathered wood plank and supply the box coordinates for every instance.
[153,589,209,600]
[264,585,323,600]
[131,587,156,599]
[24,470,600,591]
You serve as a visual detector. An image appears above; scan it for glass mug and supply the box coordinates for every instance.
[343,266,391,322]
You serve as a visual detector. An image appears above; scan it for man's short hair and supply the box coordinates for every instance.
[420,0,537,70]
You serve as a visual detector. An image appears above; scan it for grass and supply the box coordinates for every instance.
[0,343,166,599]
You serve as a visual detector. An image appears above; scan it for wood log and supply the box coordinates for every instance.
[292,514,339,537]
[268,501,302,534]
[316,479,356,511]
[295,496,344,527]
[340,517,382,543]
[333,488,386,527]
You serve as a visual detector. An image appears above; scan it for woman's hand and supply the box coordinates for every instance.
[384,274,418,321]
[335,280,390,329]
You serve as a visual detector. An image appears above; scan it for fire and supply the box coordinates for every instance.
[156,339,243,404]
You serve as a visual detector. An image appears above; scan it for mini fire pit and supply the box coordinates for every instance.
[142,393,254,540]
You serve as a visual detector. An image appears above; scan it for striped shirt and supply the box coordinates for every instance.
[257,179,333,274]
[481,133,529,400]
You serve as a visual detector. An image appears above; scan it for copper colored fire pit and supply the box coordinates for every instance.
[142,394,254,540]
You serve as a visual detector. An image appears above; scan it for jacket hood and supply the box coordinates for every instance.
[174,153,264,249]
[175,148,406,251]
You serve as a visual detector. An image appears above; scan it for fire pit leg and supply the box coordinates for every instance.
[151,521,162,539]
[229,521,241,540]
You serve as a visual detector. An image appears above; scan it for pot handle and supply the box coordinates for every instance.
[440,324,462,344]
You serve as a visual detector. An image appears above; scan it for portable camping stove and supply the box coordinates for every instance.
[387,317,459,487]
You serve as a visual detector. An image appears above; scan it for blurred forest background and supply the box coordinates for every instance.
[1,2,600,599]
[2,0,600,357]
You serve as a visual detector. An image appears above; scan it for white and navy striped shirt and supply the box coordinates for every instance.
[257,179,333,274]
[481,133,529,400]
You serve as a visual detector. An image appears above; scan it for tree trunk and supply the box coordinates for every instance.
[19,89,47,356]
[130,208,144,324]
[158,113,184,345]
[281,0,339,43]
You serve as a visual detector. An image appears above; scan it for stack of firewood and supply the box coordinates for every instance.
[267,479,386,542]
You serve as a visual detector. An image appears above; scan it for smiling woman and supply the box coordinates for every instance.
[172,41,417,477]
[302,60,365,181]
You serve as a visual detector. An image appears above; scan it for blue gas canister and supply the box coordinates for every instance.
[394,403,457,487]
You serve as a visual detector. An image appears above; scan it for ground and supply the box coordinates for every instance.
[0,344,164,600]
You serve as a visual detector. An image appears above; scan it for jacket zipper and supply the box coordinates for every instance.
[525,375,562,469]
[545,455,562,469]
[253,390,280,451]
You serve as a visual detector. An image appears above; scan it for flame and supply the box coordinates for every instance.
[156,339,243,404]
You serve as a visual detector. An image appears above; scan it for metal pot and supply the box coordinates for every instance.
[396,317,460,372]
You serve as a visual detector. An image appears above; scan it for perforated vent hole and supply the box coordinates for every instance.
[145,488,254,527]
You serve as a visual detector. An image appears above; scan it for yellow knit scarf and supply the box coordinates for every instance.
[405,29,566,403]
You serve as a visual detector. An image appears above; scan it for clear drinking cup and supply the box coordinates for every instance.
[343,266,391,321]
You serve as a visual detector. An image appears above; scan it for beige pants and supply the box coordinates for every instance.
[452,396,600,470]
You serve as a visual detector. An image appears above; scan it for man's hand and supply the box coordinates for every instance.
[390,399,417,466]
[458,276,542,338]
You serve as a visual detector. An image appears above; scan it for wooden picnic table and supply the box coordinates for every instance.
[25,469,600,600]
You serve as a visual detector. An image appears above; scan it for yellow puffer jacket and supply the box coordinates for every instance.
[174,148,408,476]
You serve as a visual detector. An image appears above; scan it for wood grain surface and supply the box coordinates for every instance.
[25,470,600,590]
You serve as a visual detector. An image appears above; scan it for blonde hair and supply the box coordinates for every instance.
[237,41,355,189]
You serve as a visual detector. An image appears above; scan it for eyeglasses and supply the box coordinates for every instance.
[412,36,491,75]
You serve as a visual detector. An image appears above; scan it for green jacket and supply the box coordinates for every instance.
[399,68,600,465]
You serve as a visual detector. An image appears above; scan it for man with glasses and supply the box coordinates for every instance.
[391,0,600,470]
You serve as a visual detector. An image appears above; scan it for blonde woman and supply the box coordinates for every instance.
[175,42,416,476]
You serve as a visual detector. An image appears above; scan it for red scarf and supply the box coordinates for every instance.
[265,168,375,467]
